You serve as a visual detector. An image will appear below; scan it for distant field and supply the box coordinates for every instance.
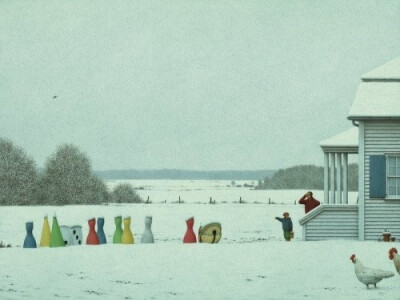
[106,179,358,205]
[95,169,276,180]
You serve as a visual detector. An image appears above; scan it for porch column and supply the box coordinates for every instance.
[329,153,336,204]
[343,153,348,204]
[336,153,342,204]
[324,152,329,204]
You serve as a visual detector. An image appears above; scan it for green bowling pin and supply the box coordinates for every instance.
[50,215,65,247]
[113,216,123,244]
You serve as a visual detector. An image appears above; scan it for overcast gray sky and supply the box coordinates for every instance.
[1,0,399,171]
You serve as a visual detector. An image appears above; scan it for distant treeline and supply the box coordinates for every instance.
[255,164,358,191]
[94,169,276,181]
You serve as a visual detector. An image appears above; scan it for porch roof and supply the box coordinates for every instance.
[320,127,358,153]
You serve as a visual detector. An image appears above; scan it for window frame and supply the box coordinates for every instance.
[386,154,400,199]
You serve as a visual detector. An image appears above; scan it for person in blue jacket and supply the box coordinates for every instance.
[275,212,293,241]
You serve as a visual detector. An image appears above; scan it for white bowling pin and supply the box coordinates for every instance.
[141,216,154,243]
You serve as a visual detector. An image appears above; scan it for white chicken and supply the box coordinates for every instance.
[388,248,400,275]
[350,254,394,288]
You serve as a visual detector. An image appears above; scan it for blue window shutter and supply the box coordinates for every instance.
[369,155,386,198]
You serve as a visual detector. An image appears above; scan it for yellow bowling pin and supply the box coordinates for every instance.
[121,217,134,244]
[39,215,52,247]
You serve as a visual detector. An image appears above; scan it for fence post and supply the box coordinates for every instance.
[268,198,271,205]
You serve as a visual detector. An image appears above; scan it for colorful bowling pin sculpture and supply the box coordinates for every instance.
[39,215,51,247]
[121,217,134,244]
[183,217,197,243]
[50,215,65,247]
[97,217,107,244]
[86,218,100,245]
[113,216,123,244]
[141,216,154,243]
[23,222,37,248]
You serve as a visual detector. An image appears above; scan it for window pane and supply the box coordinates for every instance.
[396,157,400,175]
[397,178,400,195]
[389,166,396,176]
[388,178,396,195]
[388,157,396,175]
[389,186,396,195]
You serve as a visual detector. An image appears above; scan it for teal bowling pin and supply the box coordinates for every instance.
[97,217,106,244]
[23,222,37,248]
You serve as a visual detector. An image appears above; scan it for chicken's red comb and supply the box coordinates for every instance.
[350,254,356,260]
[389,247,398,254]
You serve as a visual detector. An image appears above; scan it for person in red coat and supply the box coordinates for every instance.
[298,191,320,213]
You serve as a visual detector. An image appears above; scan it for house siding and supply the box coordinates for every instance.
[364,120,400,240]
[300,205,358,241]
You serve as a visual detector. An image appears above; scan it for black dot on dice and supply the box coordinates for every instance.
[76,235,79,240]
[64,241,68,245]
[73,230,76,234]
[78,240,81,244]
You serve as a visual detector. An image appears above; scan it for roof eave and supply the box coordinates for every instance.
[320,146,358,153]
[347,116,400,121]
[361,78,400,82]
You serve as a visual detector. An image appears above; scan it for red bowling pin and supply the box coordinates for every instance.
[86,218,99,245]
[183,217,197,243]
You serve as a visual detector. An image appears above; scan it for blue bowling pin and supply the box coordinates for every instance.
[97,217,107,244]
[23,222,37,248]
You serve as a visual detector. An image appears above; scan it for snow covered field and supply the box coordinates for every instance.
[106,179,358,205]
[0,181,398,299]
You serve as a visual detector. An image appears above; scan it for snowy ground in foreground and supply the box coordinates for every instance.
[0,203,399,299]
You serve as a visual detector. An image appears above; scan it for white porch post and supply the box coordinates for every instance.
[358,122,365,240]
[343,153,348,204]
[324,152,329,204]
[336,153,342,204]
[329,153,336,204]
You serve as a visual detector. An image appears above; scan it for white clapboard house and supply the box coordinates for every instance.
[299,56,400,241]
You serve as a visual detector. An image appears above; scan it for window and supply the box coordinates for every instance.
[387,156,400,197]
